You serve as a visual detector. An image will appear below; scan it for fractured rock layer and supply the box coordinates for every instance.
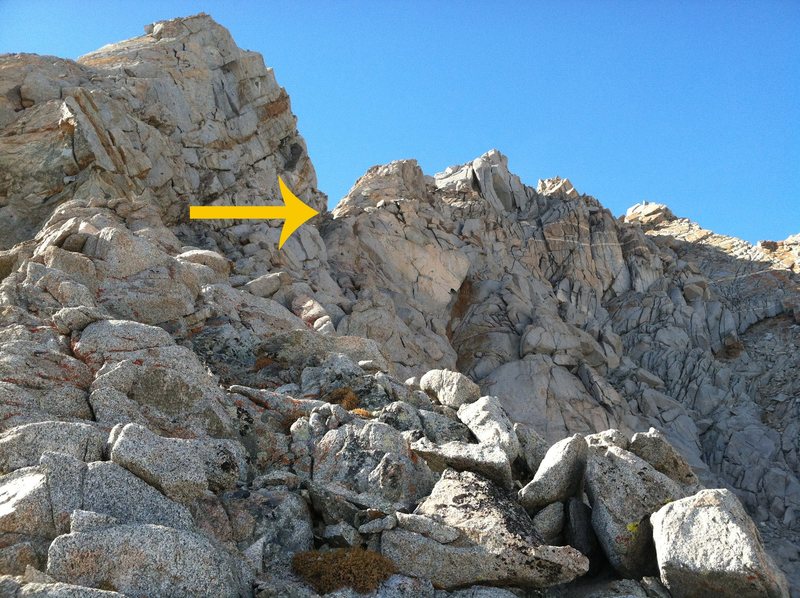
[0,13,797,597]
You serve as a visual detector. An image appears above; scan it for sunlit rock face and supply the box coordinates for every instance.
[0,13,798,597]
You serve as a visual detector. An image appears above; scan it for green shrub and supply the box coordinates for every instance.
[291,547,396,594]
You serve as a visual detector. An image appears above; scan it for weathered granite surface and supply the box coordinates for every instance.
[0,13,797,597]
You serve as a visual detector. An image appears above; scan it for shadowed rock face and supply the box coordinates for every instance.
[0,13,797,597]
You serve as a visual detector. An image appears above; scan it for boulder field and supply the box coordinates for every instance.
[0,13,797,598]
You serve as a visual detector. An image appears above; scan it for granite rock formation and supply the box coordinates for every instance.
[0,14,797,597]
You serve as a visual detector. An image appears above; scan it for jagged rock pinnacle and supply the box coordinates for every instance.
[0,14,797,597]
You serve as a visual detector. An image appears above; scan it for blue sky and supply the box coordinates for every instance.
[1,1,798,242]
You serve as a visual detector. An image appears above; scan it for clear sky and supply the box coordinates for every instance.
[1,1,798,242]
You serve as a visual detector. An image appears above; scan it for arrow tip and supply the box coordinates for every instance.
[277,177,319,249]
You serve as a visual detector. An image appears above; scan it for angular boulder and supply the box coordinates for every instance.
[629,427,699,487]
[514,422,549,475]
[382,470,588,589]
[457,395,520,461]
[176,249,230,281]
[584,445,683,578]
[564,497,599,556]
[0,467,55,539]
[419,369,480,409]
[82,462,194,530]
[532,501,565,545]
[651,489,790,598]
[0,421,106,474]
[519,434,587,511]
[47,524,248,597]
[257,330,390,377]
[394,512,459,544]
[418,409,472,444]
[72,320,175,369]
[109,423,244,503]
[0,465,57,572]
[1,579,125,596]
[76,321,234,438]
[411,437,513,490]
[312,420,436,510]
[221,487,313,574]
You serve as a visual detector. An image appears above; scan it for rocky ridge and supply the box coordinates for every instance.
[0,14,798,598]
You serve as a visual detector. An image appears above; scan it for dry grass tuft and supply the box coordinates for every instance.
[291,547,396,594]
[325,387,359,410]
[350,407,374,419]
[721,339,744,358]
[252,354,275,372]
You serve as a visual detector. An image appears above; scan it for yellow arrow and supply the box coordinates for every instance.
[189,177,319,248]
